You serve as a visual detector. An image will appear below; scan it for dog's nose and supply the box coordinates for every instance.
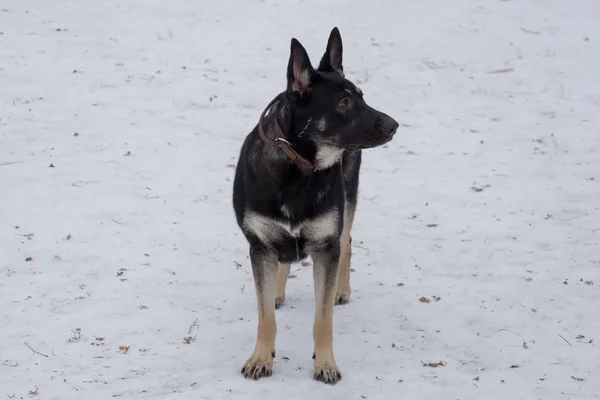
[387,120,399,136]
[383,118,399,136]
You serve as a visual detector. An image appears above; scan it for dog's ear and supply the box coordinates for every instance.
[318,27,343,76]
[287,38,315,97]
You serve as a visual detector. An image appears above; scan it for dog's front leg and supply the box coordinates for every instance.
[275,263,291,309]
[335,204,355,305]
[242,245,278,380]
[312,238,342,384]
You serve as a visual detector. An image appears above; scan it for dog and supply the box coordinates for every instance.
[232,27,398,384]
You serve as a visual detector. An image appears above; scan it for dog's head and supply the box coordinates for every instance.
[282,27,398,168]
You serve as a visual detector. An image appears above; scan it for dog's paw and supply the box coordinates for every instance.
[314,361,342,384]
[241,350,274,380]
[275,295,285,309]
[335,289,351,305]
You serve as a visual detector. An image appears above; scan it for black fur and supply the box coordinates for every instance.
[232,27,398,384]
[233,33,398,257]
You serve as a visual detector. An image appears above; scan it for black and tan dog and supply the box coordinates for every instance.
[232,27,398,384]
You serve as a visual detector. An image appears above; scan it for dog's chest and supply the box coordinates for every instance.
[243,209,339,245]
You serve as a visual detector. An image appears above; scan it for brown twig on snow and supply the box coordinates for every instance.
[558,334,573,347]
[24,342,49,358]
[488,68,514,74]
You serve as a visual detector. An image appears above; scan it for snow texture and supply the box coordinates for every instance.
[1,0,599,399]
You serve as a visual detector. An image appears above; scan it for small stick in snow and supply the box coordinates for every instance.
[558,334,573,347]
[2,362,18,367]
[488,68,514,74]
[24,342,49,358]
[28,386,39,397]
[188,318,200,335]
[498,328,522,337]
[353,243,370,255]
[521,28,541,35]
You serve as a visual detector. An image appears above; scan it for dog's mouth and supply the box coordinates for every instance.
[344,135,394,151]
[344,144,366,151]
[319,132,395,152]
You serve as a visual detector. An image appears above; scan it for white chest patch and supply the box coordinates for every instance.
[280,204,293,219]
[302,209,339,241]
[243,209,339,244]
[315,117,327,132]
[315,145,344,170]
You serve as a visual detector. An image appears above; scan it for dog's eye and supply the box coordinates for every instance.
[338,97,350,109]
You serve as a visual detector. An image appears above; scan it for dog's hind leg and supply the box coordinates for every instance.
[335,203,355,305]
[312,239,342,384]
[242,246,278,380]
[275,263,291,309]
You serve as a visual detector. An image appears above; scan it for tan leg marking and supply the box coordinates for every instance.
[242,255,277,380]
[336,205,355,305]
[312,253,342,384]
[275,263,291,309]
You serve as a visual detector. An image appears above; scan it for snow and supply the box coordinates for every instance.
[1,0,599,398]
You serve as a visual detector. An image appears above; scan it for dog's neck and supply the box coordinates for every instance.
[314,145,344,170]
[266,100,344,172]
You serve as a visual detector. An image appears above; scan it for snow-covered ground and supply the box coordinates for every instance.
[1,0,599,398]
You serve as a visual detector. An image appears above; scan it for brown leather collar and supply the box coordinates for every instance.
[257,97,314,169]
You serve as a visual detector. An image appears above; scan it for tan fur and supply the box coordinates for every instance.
[335,204,355,304]
[275,263,291,308]
[242,260,278,379]
[242,312,276,378]
[312,258,341,382]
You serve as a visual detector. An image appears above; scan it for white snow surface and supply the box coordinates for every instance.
[1,0,599,399]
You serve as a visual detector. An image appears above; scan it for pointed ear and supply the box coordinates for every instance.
[318,27,343,76]
[287,38,315,96]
